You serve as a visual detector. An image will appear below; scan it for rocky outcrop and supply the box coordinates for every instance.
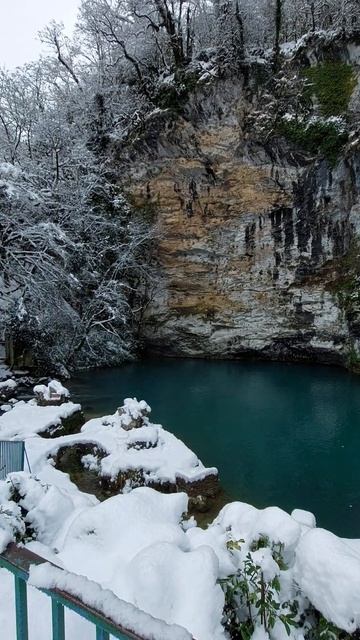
[119,44,360,369]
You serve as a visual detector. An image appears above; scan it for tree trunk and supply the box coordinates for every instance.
[273,0,283,71]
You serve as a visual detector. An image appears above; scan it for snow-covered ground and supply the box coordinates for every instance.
[0,385,360,640]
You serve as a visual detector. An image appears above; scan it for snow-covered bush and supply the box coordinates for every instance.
[0,472,93,551]
[221,539,298,639]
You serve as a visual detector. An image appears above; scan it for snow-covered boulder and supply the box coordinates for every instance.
[291,508,316,529]
[57,487,225,640]
[78,401,219,496]
[116,398,151,430]
[0,398,83,439]
[0,378,17,402]
[294,528,360,633]
[50,398,219,502]
[127,542,224,640]
[34,380,70,406]
[0,472,95,551]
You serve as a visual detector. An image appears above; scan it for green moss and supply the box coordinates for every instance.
[303,63,357,117]
[278,119,348,166]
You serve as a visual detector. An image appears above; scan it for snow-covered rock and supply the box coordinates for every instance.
[116,397,151,430]
[0,399,82,438]
[0,472,95,551]
[33,380,70,406]
[0,378,17,401]
[291,508,316,529]
[294,528,360,633]
[50,399,218,494]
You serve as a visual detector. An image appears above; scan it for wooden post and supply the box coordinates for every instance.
[96,628,110,640]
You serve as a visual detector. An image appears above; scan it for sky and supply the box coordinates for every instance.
[0,0,80,68]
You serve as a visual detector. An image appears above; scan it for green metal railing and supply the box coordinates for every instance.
[0,543,187,640]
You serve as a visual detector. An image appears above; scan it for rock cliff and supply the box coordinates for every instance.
[119,36,360,369]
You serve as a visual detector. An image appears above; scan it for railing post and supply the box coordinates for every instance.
[96,627,110,640]
[52,599,65,640]
[14,575,28,640]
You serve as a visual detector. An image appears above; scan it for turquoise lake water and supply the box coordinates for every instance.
[69,359,360,538]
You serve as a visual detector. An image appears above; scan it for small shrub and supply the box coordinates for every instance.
[220,540,297,639]
[306,614,352,640]
[278,119,348,166]
[250,535,270,551]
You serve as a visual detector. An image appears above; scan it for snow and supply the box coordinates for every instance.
[79,402,217,485]
[127,543,224,640]
[280,29,341,59]
[0,472,95,551]
[0,364,11,382]
[29,563,192,640]
[201,502,302,565]
[33,379,70,401]
[0,163,22,197]
[0,379,17,391]
[120,397,151,420]
[0,475,224,639]
[251,547,280,582]
[0,395,360,639]
[0,500,25,553]
[0,389,222,640]
[1,464,360,639]
[294,528,360,633]
[90,418,216,484]
[291,509,316,529]
[251,627,270,640]
[52,488,224,639]
[3,397,217,493]
[0,399,81,438]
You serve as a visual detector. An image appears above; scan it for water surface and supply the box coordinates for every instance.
[69,359,360,537]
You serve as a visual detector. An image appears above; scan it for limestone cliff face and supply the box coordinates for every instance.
[120,54,360,367]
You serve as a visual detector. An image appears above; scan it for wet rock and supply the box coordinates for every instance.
[188,495,210,513]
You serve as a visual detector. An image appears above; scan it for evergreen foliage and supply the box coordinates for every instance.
[303,63,357,117]
[278,120,348,166]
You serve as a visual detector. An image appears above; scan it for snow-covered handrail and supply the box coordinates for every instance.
[0,543,194,640]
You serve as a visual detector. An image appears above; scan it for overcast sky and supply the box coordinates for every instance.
[0,0,80,68]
